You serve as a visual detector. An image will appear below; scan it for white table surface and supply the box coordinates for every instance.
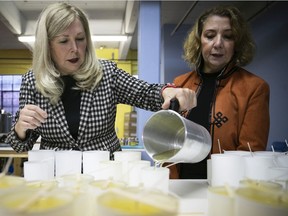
[169,179,208,216]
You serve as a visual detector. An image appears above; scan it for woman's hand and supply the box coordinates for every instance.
[162,87,197,112]
[14,104,47,140]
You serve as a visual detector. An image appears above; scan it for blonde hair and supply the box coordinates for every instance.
[183,6,255,69]
[33,2,103,105]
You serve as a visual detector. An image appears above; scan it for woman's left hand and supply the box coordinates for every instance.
[162,87,197,112]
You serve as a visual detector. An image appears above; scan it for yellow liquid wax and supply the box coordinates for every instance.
[97,189,178,216]
[0,181,11,188]
[9,197,68,211]
[26,180,58,189]
[240,179,282,192]
[0,186,74,214]
[103,198,164,215]
[90,180,126,190]
[0,176,25,189]
[152,149,180,162]
[208,186,229,196]
[99,194,174,216]
[237,187,288,208]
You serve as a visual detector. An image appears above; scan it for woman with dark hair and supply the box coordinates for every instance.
[171,6,270,179]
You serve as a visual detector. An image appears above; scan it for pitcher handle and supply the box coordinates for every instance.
[169,98,180,112]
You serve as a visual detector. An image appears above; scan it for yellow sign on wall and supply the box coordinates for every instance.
[96,48,136,139]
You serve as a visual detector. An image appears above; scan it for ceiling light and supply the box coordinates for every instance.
[91,35,128,42]
[18,36,35,42]
[18,35,128,43]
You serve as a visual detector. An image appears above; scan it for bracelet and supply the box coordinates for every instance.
[161,83,177,95]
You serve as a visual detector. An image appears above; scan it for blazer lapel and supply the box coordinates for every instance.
[50,101,75,142]
[77,90,94,141]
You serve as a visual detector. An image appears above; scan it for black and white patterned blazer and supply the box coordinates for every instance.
[6,60,164,154]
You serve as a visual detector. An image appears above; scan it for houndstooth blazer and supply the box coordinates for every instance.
[6,60,164,154]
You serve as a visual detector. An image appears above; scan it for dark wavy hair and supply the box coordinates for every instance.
[183,6,255,69]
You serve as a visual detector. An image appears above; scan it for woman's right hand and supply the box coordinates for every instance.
[14,104,47,140]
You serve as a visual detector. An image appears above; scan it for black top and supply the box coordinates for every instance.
[179,71,219,179]
[61,76,81,140]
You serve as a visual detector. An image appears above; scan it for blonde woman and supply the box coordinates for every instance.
[6,2,196,157]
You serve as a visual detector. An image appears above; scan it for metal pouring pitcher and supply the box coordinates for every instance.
[142,99,212,163]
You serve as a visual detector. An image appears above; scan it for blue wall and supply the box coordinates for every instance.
[137,1,161,146]
[161,24,192,83]
[247,2,288,148]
